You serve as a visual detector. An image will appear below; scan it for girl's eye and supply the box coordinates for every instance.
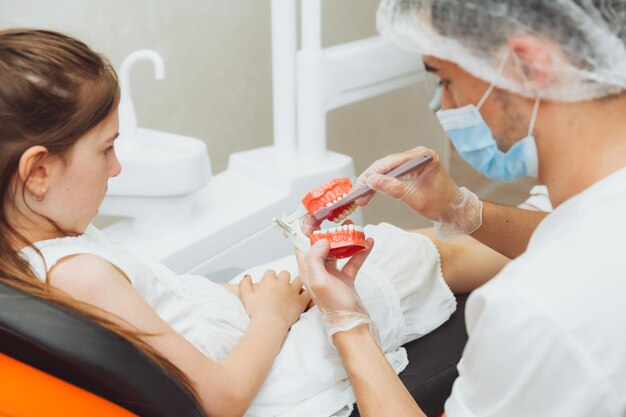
[104,145,114,155]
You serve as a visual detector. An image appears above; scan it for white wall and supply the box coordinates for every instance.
[0,0,533,230]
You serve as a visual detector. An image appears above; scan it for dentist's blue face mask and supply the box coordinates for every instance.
[435,65,541,182]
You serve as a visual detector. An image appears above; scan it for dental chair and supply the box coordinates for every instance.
[0,276,466,417]
[0,280,206,417]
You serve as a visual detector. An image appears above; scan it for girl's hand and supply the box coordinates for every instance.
[238,270,311,330]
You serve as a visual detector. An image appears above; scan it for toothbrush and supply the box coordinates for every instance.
[312,150,434,221]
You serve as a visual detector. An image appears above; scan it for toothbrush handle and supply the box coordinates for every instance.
[385,150,433,179]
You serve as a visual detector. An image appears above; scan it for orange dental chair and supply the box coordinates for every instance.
[0,281,206,417]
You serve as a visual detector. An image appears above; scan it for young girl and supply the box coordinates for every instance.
[2,29,456,417]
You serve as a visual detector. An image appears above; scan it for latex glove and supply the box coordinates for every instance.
[353,146,483,239]
[295,238,375,339]
[300,213,322,236]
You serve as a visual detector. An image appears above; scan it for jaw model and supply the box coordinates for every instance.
[302,178,367,259]
[309,224,367,259]
[301,178,358,223]
[273,178,369,259]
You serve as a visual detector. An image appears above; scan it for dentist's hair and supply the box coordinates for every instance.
[0,29,197,397]
[377,0,626,101]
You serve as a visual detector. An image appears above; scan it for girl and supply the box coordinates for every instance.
[2,29,456,417]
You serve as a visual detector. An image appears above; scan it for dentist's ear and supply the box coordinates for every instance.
[507,36,558,92]
[18,146,51,197]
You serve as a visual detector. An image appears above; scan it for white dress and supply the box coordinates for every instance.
[21,222,456,417]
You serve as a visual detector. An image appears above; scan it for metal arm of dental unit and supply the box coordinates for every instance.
[102,0,430,281]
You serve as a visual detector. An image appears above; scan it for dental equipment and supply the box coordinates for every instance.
[102,2,443,281]
[313,151,434,221]
[272,209,311,254]
[273,178,368,258]
[309,224,368,259]
[272,204,368,259]
[100,50,211,226]
[273,151,432,258]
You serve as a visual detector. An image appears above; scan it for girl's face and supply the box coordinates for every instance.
[43,109,121,234]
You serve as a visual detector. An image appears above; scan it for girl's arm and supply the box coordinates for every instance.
[48,254,308,417]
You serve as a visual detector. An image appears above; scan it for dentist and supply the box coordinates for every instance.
[298,1,626,416]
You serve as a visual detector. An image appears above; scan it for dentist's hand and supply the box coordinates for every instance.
[295,238,375,339]
[300,213,322,236]
[353,146,483,239]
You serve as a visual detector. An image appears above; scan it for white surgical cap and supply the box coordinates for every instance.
[377,0,626,101]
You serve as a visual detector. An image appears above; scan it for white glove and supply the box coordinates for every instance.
[295,239,376,340]
[353,146,483,239]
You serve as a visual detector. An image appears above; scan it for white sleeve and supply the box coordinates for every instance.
[517,185,553,212]
[445,286,618,417]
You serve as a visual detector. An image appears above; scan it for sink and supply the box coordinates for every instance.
[106,127,211,197]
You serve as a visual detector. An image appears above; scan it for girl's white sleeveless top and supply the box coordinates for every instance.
[20,225,249,362]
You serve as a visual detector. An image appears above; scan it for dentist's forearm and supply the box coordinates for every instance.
[333,325,427,417]
[470,201,547,259]
[417,229,509,293]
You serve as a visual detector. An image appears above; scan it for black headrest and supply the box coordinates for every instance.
[0,281,206,417]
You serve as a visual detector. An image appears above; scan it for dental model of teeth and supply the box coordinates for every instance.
[301,178,368,259]
[309,224,367,259]
[301,178,358,223]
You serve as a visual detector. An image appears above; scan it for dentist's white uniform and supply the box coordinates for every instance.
[446,167,626,416]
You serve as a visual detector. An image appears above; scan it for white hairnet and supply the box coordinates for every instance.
[377,0,626,101]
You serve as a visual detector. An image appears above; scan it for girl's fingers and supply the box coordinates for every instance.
[261,269,277,282]
[238,274,253,298]
[291,276,304,292]
[277,269,291,283]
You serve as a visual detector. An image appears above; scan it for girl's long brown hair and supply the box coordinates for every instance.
[0,29,198,400]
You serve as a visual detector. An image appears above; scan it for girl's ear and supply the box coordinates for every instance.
[19,146,51,196]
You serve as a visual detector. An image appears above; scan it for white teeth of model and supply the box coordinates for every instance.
[337,196,343,201]
[329,227,337,233]
[343,225,349,231]
[313,230,320,234]
[343,193,348,198]
[333,199,337,204]
[326,202,333,207]
[348,224,354,231]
